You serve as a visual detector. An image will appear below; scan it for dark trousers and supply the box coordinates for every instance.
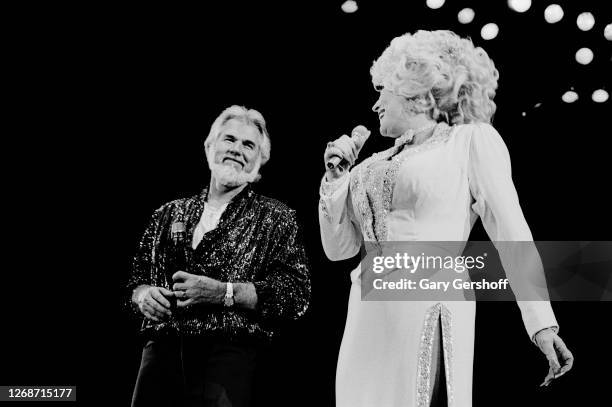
[131,336,258,407]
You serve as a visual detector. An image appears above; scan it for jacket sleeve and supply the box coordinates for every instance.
[125,207,167,316]
[252,209,311,322]
[318,173,362,261]
[467,123,558,340]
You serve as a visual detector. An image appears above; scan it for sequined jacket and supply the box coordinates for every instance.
[127,185,311,341]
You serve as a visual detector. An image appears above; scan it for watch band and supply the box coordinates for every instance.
[224,282,234,308]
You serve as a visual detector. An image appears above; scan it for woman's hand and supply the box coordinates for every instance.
[535,328,574,386]
[324,134,360,182]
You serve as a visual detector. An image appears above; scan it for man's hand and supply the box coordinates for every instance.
[133,285,174,322]
[535,328,574,386]
[172,271,225,308]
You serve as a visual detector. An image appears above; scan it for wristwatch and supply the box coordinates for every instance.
[224,282,235,308]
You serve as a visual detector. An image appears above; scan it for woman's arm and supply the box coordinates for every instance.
[467,123,558,338]
[319,133,364,261]
[319,173,362,261]
[467,123,573,382]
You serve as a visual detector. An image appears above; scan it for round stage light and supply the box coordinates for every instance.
[544,4,564,24]
[458,8,475,24]
[592,89,609,103]
[605,24,612,41]
[481,23,499,40]
[562,91,579,103]
[576,12,595,31]
[508,0,531,13]
[341,0,358,13]
[575,47,594,65]
[426,0,445,9]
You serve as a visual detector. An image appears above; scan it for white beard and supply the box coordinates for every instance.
[209,161,259,187]
[207,146,261,188]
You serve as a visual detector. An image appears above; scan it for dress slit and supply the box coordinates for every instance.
[429,313,448,407]
[417,303,452,407]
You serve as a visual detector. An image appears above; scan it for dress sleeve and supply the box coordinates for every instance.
[252,209,311,322]
[318,173,362,261]
[467,123,558,340]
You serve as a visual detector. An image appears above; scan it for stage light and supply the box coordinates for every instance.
[426,0,445,9]
[544,4,564,24]
[481,23,499,40]
[605,24,612,41]
[592,89,609,103]
[458,8,475,24]
[508,0,531,13]
[562,91,578,103]
[341,0,358,13]
[576,12,595,31]
[575,47,594,65]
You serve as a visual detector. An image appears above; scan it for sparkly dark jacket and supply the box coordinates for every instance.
[127,185,311,341]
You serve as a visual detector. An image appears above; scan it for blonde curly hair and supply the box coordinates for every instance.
[370,30,499,125]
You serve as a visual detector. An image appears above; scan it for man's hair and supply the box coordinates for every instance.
[204,105,271,166]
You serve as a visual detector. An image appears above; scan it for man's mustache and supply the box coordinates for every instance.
[222,156,245,167]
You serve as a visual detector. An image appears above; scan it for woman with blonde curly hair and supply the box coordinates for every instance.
[318,30,573,406]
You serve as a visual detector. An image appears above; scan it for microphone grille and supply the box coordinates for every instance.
[171,222,186,235]
[352,125,369,134]
[351,125,371,149]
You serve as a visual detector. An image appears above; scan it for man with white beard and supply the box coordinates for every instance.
[127,105,311,407]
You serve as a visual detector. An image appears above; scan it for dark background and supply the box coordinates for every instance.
[3,0,611,406]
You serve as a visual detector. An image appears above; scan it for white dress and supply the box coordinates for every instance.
[318,122,558,407]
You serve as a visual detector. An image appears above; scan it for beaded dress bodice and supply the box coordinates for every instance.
[349,122,455,242]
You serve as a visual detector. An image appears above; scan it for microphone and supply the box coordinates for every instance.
[326,125,371,170]
[171,222,186,245]
[169,222,187,290]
